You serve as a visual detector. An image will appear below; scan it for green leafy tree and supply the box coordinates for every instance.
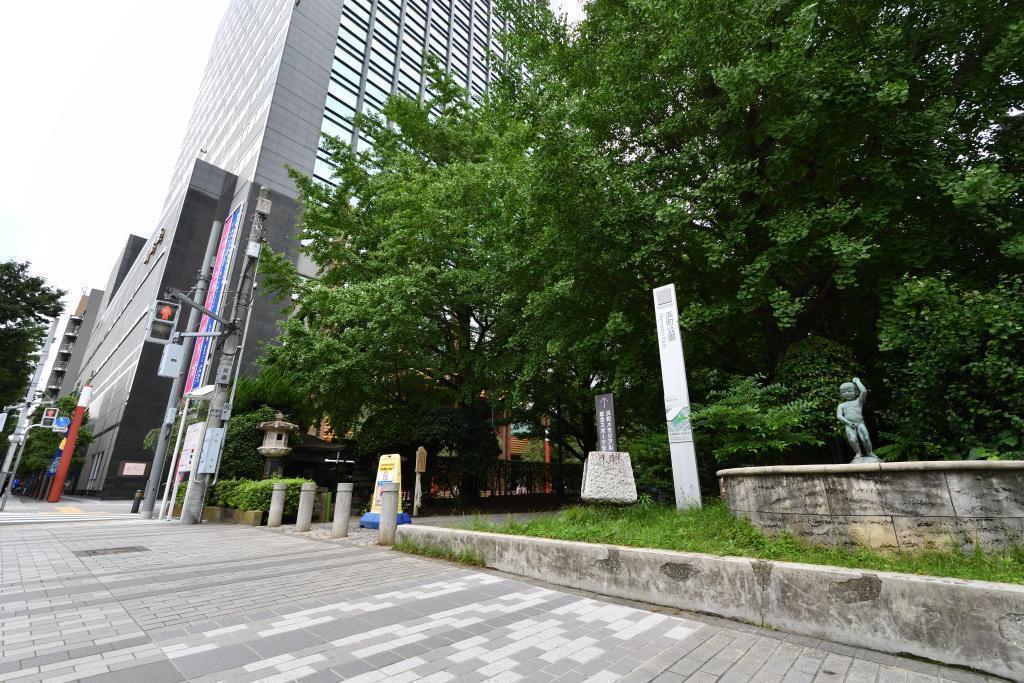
[878,276,1024,460]
[263,0,1024,477]
[262,65,525,476]
[0,261,64,408]
[232,364,318,429]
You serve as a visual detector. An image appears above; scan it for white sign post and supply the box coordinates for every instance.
[653,284,702,509]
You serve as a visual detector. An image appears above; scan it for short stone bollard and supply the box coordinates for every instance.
[377,483,399,545]
[332,483,353,538]
[295,483,317,532]
[267,483,287,528]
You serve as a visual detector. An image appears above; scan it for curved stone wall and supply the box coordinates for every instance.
[717,461,1024,552]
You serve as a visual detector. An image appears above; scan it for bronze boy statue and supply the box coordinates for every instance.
[836,378,880,464]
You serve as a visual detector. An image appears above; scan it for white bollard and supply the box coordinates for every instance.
[377,483,399,545]
[332,483,353,538]
[267,482,287,528]
[295,483,316,532]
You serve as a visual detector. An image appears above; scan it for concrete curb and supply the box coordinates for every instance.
[395,525,1024,679]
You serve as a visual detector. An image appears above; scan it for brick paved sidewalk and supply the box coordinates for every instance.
[0,522,1003,682]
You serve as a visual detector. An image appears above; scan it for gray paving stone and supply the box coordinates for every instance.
[0,521,982,683]
[296,669,342,682]
[172,642,256,678]
[330,657,377,678]
[245,627,324,658]
[80,659,184,683]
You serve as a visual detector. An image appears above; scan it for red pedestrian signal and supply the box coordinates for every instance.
[146,300,181,345]
[41,407,59,427]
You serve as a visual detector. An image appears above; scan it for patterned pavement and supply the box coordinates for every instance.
[0,521,1004,682]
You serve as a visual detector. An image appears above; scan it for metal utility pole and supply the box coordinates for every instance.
[139,221,223,518]
[180,188,271,525]
[0,317,59,496]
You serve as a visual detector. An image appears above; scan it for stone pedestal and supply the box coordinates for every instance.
[718,461,1024,552]
[581,451,638,504]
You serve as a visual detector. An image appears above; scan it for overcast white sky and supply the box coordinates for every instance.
[0,0,585,318]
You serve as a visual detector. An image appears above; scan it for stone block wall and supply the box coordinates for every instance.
[717,461,1024,552]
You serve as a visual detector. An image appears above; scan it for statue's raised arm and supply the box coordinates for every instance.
[853,377,868,405]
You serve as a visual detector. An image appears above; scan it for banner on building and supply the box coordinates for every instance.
[184,204,244,393]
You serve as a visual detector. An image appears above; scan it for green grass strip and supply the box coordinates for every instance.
[393,539,486,567]
[459,502,1024,585]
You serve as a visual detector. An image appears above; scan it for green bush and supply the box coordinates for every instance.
[222,478,314,514]
[211,479,246,508]
[692,376,822,464]
[878,277,1024,460]
[776,337,862,440]
[619,432,675,500]
[219,407,301,481]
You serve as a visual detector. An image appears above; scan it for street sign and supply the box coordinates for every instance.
[146,300,181,345]
[52,416,71,434]
[178,422,205,473]
[653,283,702,508]
[595,393,617,452]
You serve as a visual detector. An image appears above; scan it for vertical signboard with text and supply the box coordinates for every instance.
[184,204,244,394]
[595,393,617,452]
[653,284,702,508]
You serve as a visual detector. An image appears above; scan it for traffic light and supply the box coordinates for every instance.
[146,299,181,344]
[41,407,58,427]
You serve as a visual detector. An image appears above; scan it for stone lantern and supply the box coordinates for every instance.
[257,412,299,477]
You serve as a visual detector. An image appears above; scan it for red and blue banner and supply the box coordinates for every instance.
[46,438,67,476]
[184,204,244,394]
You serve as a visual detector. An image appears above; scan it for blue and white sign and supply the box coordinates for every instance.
[52,416,71,434]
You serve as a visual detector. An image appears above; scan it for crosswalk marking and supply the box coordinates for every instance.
[0,513,140,526]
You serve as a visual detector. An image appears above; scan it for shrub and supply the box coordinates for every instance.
[776,336,863,440]
[223,478,314,514]
[219,407,301,481]
[878,277,1024,460]
[211,479,246,508]
[693,376,822,465]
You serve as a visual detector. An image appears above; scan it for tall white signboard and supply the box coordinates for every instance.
[653,284,702,508]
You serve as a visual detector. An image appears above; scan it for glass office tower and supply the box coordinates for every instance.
[74,0,506,497]
[316,0,507,181]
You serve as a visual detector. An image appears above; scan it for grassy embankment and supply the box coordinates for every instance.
[459,502,1024,585]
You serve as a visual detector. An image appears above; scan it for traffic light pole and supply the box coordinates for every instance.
[139,221,223,519]
[0,316,59,497]
[180,188,271,525]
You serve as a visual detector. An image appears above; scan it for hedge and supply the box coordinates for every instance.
[216,478,313,515]
[173,478,314,516]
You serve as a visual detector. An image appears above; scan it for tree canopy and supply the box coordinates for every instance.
[0,261,64,409]
[264,0,1024,477]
